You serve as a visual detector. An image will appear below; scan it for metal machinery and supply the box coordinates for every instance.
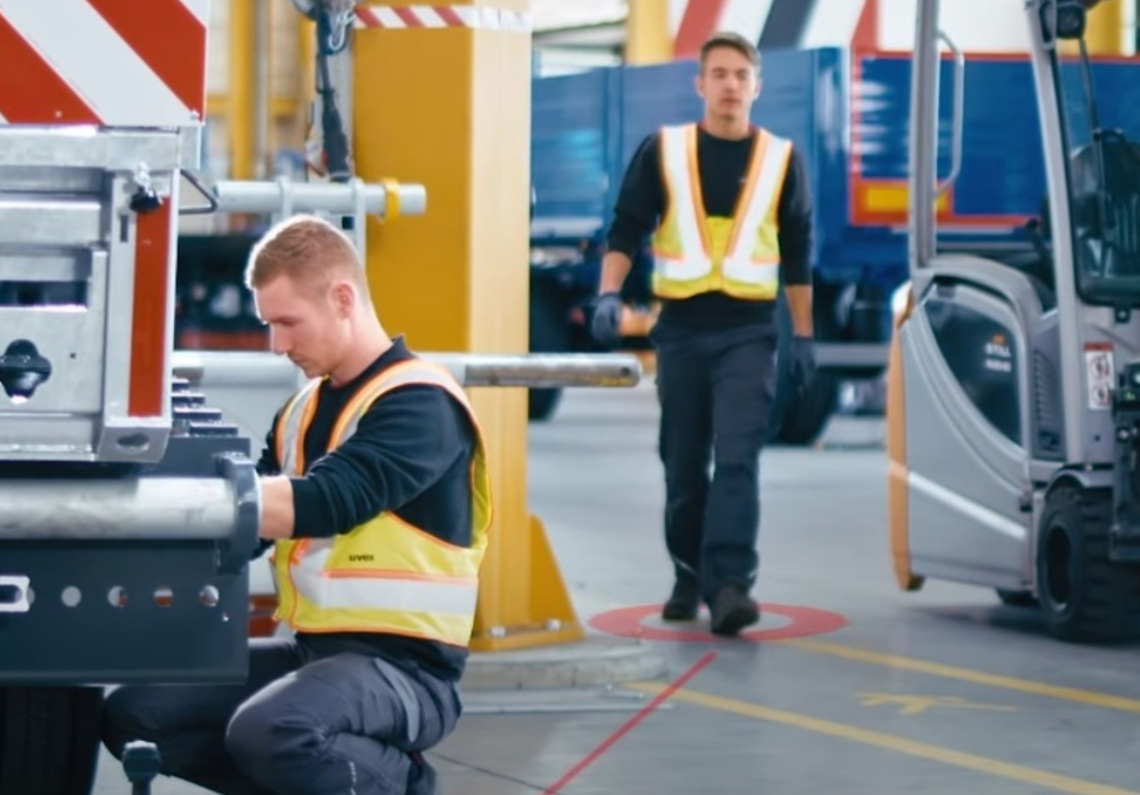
[889,0,1140,641]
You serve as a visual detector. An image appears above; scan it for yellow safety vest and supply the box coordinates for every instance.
[650,123,792,301]
[270,358,493,647]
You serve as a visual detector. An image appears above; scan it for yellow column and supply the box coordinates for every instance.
[625,0,673,64]
[1062,0,1127,55]
[228,0,256,180]
[353,1,583,651]
[1084,0,1127,55]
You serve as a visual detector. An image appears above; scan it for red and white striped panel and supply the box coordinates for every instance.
[353,5,532,33]
[0,0,208,127]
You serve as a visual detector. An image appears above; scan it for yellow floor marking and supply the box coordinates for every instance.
[859,692,1016,715]
[780,638,1140,714]
[631,683,1140,795]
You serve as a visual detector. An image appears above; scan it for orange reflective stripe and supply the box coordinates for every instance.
[684,123,715,258]
[725,129,771,257]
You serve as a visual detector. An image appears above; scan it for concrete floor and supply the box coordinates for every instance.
[93,383,1140,795]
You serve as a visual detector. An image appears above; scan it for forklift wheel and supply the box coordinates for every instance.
[1037,486,1140,642]
[0,686,103,795]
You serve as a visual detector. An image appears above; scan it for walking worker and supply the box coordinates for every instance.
[101,214,492,795]
[591,31,816,636]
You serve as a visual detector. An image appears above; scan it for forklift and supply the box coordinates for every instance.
[889,0,1140,642]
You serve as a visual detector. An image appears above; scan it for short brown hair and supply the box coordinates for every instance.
[699,31,760,72]
[245,214,366,300]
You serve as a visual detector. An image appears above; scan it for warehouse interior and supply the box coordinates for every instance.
[4,1,1140,794]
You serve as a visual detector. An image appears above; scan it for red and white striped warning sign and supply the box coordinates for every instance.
[353,5,532,32]
[0,0,208,127]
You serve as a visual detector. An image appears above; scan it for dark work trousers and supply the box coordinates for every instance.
[100,637,462,795]
[651,320,779,602]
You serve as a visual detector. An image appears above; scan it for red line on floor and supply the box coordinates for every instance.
[540,650,718,795]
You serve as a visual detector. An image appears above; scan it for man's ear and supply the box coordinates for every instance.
[331,280,355,316]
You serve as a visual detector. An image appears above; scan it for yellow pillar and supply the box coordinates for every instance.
[228,0,256,180]
[1084,0,1127,55]
[1062,0,1127,55]
[352,1,583,651]
[625,0,673,64]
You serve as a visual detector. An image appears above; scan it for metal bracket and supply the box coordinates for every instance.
[214,453,262,575]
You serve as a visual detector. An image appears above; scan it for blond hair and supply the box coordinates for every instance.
[245,214,368,301]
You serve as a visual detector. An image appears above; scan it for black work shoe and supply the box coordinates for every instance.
[709,586,760,636]
[662,578,699,621]
[407,751,438,795]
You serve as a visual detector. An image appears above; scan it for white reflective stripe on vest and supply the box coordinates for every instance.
[721,134,791,285]
[654,123,790,284]
[656,124,709,281]
[294,570,480,615]
[289,537,478,616]
[280,379,320,476]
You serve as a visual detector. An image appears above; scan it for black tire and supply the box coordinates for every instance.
[774,372,840,445]
[528,275,571,422]
[996,588,1038,608]
[1036,485,1140,642]
[0,686,104,795]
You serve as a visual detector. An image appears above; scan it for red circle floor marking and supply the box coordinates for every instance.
[588,602,848,642]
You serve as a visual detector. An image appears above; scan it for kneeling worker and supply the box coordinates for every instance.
[101,214,492,795]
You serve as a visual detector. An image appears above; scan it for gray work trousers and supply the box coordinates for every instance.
[100,637,462,795]
[651,321,779,602]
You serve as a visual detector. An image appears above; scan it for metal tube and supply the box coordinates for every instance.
[425,353,643,388]
[0,478,242,541]
[213,177,426,218]
[171,350,643,390]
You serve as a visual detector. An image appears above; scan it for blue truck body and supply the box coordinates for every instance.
[529,47,1140,351]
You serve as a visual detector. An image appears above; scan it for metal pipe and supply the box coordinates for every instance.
[212,177,426,218]
[171,350,643,389]
[0,477,244,540]
[425,353,642,388]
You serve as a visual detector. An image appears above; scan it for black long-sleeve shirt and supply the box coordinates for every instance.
[256,336,478,681]
[606,124,814,329]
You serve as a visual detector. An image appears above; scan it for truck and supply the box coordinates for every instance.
[526,40,1140,441]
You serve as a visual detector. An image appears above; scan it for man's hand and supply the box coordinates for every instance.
[591,292,624,349]
[258,475,295,540]
[787,336,816,397]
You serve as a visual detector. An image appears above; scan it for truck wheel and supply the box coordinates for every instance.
[528,276,571,422]
[1037,486,1140,642]
[0,686,104,795]
[773,372,839,446]
[768,291,838,446]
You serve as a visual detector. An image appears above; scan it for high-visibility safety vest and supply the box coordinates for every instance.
[650,123,793,301]
[270,358,492,647]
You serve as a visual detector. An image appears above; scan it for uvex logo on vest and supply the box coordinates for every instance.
[348,554,375,562]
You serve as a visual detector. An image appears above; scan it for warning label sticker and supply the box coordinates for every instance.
[1085,341,1114,411]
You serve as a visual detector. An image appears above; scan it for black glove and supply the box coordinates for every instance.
[591,292,624,349]
[787,335,816,396]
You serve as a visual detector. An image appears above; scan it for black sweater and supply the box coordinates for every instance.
[606,124,814,329]
[256,337,478,681]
